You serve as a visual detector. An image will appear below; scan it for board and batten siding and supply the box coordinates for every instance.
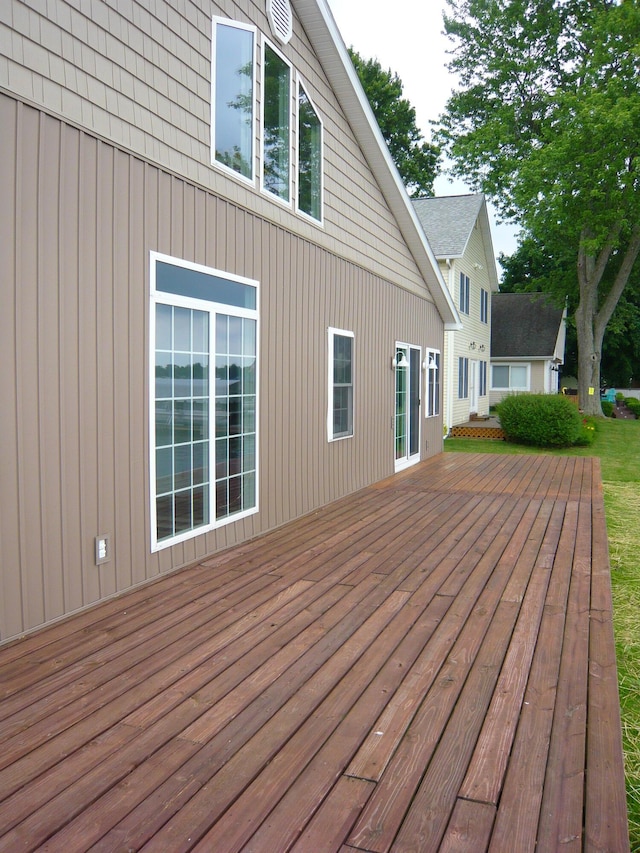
[0,95,444,642]
[0,0,433,300]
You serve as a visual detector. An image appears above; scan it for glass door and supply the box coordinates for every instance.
[394,343,422,471]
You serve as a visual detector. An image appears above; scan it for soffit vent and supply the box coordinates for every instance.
[267,0,293,44]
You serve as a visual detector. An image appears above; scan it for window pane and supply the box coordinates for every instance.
[214,23,254,179]
[298,84,322,220]
[493,365,509,388]
[154,303,210,543]
[263,44,290,201]
[512,366,528,388]
[214,316,258,520]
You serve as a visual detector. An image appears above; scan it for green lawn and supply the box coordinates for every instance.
[446,419,640,848]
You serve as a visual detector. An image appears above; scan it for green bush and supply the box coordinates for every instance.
[497,393,583,447]
[601,400,615,417]
[616,391,625,402]
[625,397,640,418]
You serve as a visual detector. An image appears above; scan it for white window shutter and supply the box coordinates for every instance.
[267,0,293,44]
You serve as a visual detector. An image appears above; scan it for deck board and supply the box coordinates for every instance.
[0,452,629,852]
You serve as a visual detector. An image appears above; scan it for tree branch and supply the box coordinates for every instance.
[595,222,640,342]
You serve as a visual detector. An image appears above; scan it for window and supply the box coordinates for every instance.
[480,288,488,323]
[479,360,487,397]
[459,273,470,315]
[458,357,469,399]
[151,253,258,550]
[212,20,256,180]
[492,364,529,391]
[328,328,354,440]
[297,82,322,221]
[262,41,291,202]
[425,349,440,417]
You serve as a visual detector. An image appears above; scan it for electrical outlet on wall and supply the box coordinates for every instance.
[95,534,111,566]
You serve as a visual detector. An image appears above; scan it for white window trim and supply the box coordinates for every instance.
[260,38,294,206]
[211,17,257,186]
[424,348,440,418]
[149,252,260,552]
[491,362,531,392]
[327,327,354,442]
[459,273,470,315]
[296,76,324,226]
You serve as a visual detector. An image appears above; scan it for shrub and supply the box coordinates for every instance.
[601,400,615,418]
[497,393,583,447]
[575,416,597,446]
[616,391,625,402]
[625,397,640,418]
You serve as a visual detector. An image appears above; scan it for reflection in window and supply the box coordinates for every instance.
[215,314,257,519]
[155,305,210,542]
[298,83,322,220]
[492,364,528,390]
[263,42,291,201]
[426,350,440,417]
[213,21,255,179]
[329,330,354,440]
[151,254,258,550]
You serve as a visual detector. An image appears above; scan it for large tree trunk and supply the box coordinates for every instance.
[575,223,640,416]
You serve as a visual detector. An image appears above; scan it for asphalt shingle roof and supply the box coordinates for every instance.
[491,292,564,358]
[412,194,486,258]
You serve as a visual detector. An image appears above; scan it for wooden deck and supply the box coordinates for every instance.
[0,453,629,852]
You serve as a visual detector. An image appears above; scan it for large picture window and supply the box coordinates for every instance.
[297,82,322,221]
[151,253,258,551]
[425,349,440,417]
[212,20,256,180]
[328,328,354,440]
[262,41,291,201]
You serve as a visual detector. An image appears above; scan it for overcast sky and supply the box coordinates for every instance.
[326,0,519,268]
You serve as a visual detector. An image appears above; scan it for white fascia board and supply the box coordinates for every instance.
[294,0,461,330]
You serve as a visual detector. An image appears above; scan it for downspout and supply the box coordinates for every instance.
[445,259,455,435]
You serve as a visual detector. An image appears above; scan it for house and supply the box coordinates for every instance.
[0,0,458,642]
[490,292,567,406]
[413,194,499,431]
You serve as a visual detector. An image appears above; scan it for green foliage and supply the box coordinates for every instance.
[625,397,640,417]
[497,394,583,447]
[348,49,440,197]
[602,400,615,418]
[438,0,640,414]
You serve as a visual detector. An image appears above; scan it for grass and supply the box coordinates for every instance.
[446,418,640,848]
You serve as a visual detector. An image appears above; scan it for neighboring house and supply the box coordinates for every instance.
[0,0,458,641]
[490,293,567,406]
[413,194,499,431]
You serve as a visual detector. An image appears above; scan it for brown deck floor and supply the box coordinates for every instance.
[0,453,629,852]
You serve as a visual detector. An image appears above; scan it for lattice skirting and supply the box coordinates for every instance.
[449,426,506,440]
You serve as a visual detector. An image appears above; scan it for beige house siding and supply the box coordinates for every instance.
[0,93,444,642]
[0,0,431,299]
[439,220,493,429]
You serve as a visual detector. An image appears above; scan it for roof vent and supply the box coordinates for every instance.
[267,0,293,44]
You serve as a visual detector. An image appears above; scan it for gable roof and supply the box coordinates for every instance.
[491,293,565,358]
[294,0,460,330]
[412,194,500,292]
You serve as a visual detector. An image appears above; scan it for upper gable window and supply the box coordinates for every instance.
[480,288,489,323]
[262,42,292,202]
[212,20,256,181]
[297,82,323,221]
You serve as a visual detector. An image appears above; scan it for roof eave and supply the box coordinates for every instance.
[294,0,460,329]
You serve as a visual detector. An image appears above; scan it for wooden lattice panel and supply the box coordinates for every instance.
[450,426,506,440]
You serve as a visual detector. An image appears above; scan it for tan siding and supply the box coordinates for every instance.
[0,0,431,296]
[1,89,444,641]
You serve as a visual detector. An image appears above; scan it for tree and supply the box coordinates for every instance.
[349,49,440,197]
[437,0,640,415]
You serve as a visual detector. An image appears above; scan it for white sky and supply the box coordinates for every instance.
[326,0,519,269]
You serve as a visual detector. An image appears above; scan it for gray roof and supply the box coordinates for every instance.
[412,194,486,258]
[491,293,564,358]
